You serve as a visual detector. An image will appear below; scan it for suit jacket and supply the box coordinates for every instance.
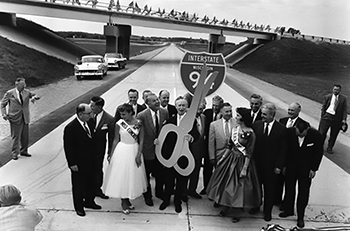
[63,118,95,170]
[203,108,222,139]
[321,93,347,124]
[1,88,36,124]
[167,104,177,118]
[250,109,263,124]
[137,107,168,160]
[286,127,323,177]
[191,114,206,160]
[208,118,236,162]
[252,120,287,179]
[279,117,305,128]
[161,114,200,168]
[88,110,115,156]
[114,103,145,122]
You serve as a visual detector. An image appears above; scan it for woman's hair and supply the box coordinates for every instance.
[117,103,135,116]
[0,185,22,207]
[236,107,253,127]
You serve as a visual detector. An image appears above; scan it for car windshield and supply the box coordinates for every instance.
[82,57,103,63]
[105,53,122,58]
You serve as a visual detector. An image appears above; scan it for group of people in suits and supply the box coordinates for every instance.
[60,84,344,227]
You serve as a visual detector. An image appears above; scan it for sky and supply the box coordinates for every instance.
[20,0,350,43]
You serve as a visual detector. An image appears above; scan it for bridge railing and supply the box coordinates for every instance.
[282,33,350,45]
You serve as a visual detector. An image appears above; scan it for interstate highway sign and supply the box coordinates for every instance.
[180,52,226,96]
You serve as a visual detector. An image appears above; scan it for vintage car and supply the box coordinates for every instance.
[104,53,127,69]
[74,55,108,80]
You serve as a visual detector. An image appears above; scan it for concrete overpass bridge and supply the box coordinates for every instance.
[0,0,278,59]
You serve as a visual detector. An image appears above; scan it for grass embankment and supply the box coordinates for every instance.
[234,38,350,112]
[0,36,73,96]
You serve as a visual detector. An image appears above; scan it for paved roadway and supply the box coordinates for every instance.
[1,44,350,231]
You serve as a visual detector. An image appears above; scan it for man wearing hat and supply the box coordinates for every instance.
[0,184,43,230]
[63,103,101,216]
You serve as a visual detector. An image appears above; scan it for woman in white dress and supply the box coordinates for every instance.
[103,103,147,214]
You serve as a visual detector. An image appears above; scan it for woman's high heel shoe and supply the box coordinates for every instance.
[122,209,130,215]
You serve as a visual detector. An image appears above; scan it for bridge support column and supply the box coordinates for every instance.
[104,24,131,59]
[208,34,226,53]
[0,12,17,26]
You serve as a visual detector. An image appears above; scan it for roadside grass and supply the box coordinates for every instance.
[234,38,350,112]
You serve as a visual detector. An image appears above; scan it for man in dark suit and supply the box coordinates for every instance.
[137,93,168,206]
[114,88,146,122]
[279,120,323,228]
[252,103,287,221]
[159,89,177,118]
[187,100,206,199]
[159,96,199,213]
[318,84,348,154]
[63,103,101,217]
[250,93,263,124]
[200,95,224,195]
[1,78,40,160]
[88,96,115,199]
[277,102,305,207]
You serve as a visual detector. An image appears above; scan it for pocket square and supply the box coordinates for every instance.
[101,124,108,130]
[306,143,314,147]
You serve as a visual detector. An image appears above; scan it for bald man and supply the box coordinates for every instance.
[63,103,101,217]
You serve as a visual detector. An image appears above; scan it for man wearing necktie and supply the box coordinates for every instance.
[318,84,348,154]
[88,96,115,200]
[201,95,224,195]
[63,103,101,217]
[251,103,287,221]
[1,78,40,160]
[277,102,306,207]
[187,100,206,199]
[137,93,169,207]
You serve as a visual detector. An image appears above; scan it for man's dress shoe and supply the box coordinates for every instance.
[264,213,272,222]
[76,210,86,217]
[199,189,207,195]
[297,219,305,228]
[12,156,18,160]
[84,203,102,210]
[96,192,109,199]
[279,212,294,218]
[20,153,32,157]
[181,195,188,203]
[175,203,182,213]
[213,202,221,208]
[159,201,169,210]
[144,197,154,206]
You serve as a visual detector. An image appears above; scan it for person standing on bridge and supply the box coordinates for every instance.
[1,77,41,160]
[318,84,347,154]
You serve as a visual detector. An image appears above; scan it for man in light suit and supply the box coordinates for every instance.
[137,93,169,206]
[114,88,146,122]
[159,89,177,118]
[252,103,287,221]
[277,102,305,207]
[141,89,152,109]
[1,78,40,160]
[279,120,323,228]
[208,102,236,166]
[63,103,101,217]
[88,96,115,199]
[200,95,224,195]
[250,93,263,124]
[318,84,348,154]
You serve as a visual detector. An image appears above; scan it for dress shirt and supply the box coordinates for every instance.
[132,104,137,115]
[177,113,185,125]
[287,117,297,128]
[15,89,23,104]
[298,136,305,147]
[264,120,275,136]
[77,117,91,136]
[196,116,202,134]
[94,111,104,129]
[251,111,258,123]
[326,94,339,115]
[222,118,232,137]
[150,109,160,128]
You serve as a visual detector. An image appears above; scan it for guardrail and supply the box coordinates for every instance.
[281,33,350,45]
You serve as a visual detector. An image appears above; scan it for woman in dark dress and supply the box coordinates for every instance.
[207,107,262,222]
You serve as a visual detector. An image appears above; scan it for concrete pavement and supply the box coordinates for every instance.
[0,44,350,230]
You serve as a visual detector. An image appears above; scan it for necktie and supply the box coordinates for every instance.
[334,96,339,111]
[225,121,230,139]
[264,123,269,136]
[214,113,217,121]
[19,91,23,105]
[83,122,92,138]
[93,114,97,129]
[155,113,159,135]
[287,119,293,128]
